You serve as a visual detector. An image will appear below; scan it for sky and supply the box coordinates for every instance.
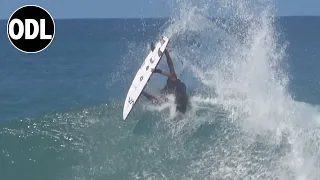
[0,0,319,19]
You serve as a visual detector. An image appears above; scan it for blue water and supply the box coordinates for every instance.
[0,18,168,121]
[1,4,320,180]
[1,17,319,121]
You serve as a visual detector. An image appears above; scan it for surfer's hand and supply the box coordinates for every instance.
[151,68,161,74]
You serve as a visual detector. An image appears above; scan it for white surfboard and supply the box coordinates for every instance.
[123,36,170,120]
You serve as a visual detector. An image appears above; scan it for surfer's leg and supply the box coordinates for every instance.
[164,49,177,79]
[152,42,177,78]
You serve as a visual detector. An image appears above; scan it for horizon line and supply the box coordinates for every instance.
[0,15,319,20]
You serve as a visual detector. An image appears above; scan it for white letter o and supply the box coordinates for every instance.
[9,19,24,40]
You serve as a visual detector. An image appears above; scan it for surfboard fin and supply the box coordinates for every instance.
[150,42,155,51]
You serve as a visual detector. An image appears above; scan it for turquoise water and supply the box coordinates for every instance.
[1,2,320,180]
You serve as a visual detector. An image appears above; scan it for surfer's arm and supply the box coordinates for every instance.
[152,68,177,81]
[164,49,177,79]
[142,91,160,104]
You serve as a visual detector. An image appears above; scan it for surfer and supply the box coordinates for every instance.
[142,43,189,114]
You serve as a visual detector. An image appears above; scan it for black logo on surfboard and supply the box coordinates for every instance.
[128,97,134,105]
[158,49,163,57]
[160,36,165,45]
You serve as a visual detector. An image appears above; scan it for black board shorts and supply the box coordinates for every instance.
[161,79,189,114]
[176,94,188,113]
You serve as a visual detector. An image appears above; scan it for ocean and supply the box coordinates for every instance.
[1,2,320,180]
